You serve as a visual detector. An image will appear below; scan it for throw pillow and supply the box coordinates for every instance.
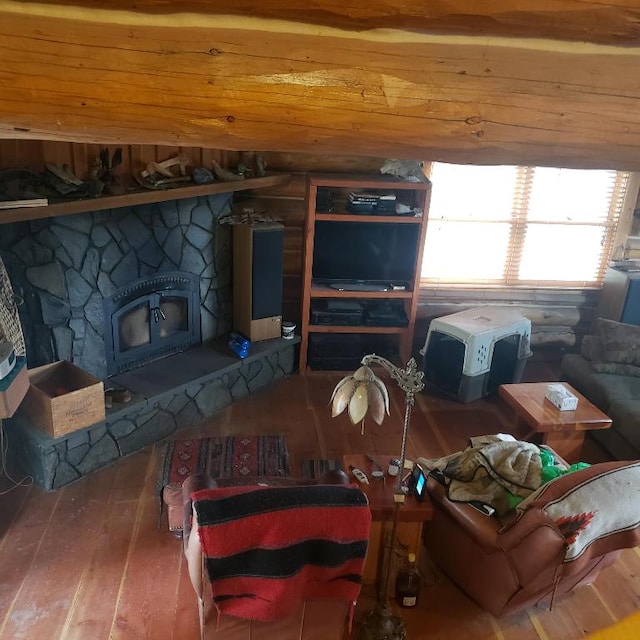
[592,361,640,376]
[581,330,640,376]
[596,317,640,367]
[580,334,600,362]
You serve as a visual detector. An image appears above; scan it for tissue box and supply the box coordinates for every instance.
[545,383,578,411]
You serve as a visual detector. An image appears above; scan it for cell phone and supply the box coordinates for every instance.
[411,464,427,502]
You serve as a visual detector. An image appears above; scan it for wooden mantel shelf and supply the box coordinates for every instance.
[0,173,291,224]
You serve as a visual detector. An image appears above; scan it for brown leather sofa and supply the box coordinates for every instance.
[182,472,361,640]
[424,459,640,617]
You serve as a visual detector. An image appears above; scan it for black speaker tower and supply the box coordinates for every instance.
[232,222,284,341]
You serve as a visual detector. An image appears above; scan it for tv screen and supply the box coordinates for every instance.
[312,221,420,285]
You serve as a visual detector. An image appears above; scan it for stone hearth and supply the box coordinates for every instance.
[0,194,297,489]
[5,338,298,490]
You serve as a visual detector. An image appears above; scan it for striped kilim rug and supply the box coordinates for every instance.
[159,434,290,492]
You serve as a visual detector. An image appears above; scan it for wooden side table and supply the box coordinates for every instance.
[498,382,612,463]
[342,453,433,590]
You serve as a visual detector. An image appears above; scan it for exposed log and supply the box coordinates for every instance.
[530,326,576,348]
[1,6,640,169]
[418,287,600,305]
[418,302,585,327]
[18,1,640,45]
[417,302,583,348]
[412,317,579,354]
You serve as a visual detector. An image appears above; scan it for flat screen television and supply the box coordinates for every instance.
[312,221,420,286]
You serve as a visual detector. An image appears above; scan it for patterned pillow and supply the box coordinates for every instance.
[580,334,600,362]
[592,361,640,376]
[582,334,640,376]
[596,318,640,367]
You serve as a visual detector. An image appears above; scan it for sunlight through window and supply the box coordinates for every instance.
[421,163,629,287]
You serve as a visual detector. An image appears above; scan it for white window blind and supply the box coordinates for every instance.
[421,163,630,287]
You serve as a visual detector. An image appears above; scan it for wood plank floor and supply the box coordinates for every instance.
[1,361,639,639]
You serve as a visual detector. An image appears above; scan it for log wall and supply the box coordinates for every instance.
[0,139,626,359]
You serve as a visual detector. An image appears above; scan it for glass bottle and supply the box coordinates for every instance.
[395,552,421,608]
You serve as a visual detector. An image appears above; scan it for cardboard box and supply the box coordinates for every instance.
[0,356,29,419]
[19,361,105,437]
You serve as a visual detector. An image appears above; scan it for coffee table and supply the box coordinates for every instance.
[498,382,612,463]
[343,453,433,590]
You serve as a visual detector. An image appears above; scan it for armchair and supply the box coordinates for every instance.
[424,459,640,617]
[182,474,371,639]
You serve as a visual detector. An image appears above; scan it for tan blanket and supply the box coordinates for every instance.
[418,436,542,515]
[517,461,640,562]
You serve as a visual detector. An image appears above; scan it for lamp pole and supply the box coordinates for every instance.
[353,355,424,640]
[360,355,424,493]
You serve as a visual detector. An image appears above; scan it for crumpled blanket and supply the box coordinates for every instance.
[417,435,542,515]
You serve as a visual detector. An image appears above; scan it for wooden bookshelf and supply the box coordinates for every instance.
[299,174,432,373]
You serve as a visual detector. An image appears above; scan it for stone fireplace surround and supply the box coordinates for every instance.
[0,193,234,378]
[0,194,297,489]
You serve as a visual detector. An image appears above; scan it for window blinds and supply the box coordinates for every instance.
[421,163,629,287]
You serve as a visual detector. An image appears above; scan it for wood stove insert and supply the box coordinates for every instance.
[103,272,201,376]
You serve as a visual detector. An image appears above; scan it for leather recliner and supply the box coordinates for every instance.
[424,459,640,617]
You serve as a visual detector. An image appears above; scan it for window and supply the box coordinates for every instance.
[421,163,631,288]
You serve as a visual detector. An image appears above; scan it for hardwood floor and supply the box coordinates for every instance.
[1,361,639,639]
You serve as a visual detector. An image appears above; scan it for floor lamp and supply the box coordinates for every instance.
[330,354,425,640]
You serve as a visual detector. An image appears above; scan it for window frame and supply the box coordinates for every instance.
[419,165,640,291]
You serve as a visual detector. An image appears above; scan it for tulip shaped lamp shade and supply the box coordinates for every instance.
[330,354,425,640]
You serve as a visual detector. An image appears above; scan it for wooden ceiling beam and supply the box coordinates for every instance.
[1,3,640,169]
[14,1,640,45]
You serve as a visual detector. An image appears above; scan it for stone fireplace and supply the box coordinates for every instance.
[0,195,297,489]
[0,194,233,378]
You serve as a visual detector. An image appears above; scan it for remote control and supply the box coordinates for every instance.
[349,465,369,485]
[468,501,496,516]
[366,454,385,479]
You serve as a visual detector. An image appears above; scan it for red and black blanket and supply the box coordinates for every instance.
[193,484,371,621]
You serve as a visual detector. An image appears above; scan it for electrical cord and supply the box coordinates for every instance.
[0,419,33,494]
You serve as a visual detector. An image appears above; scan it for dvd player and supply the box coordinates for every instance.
[328,281,390,292]
[312,279,409,293]
[311,300,364,325]
[364,301,408,327]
